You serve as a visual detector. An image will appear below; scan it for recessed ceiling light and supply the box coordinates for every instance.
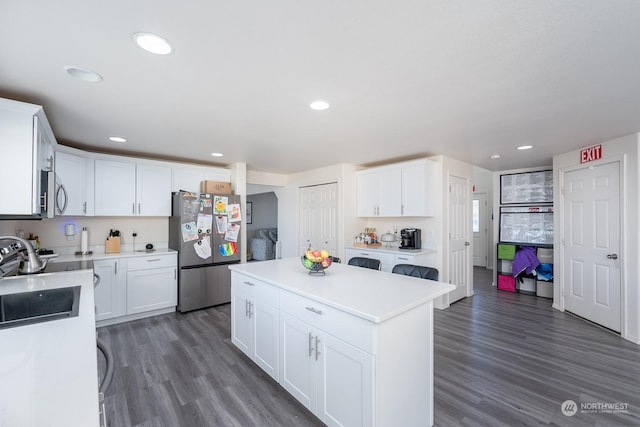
[64,66,103,83]
[310,100,330,111]
[133,32,173,55]
[211,152,224,157]
[517,145,533,150]
[109,136,127,143]
[490,154,501,159]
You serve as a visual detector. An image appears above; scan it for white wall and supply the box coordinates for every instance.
[553,133,639,345]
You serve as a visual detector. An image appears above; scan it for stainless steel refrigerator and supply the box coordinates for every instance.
[169,192,242,312]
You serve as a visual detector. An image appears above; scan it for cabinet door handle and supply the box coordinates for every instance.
[114,262,117,275]
[132,203,136,215]
[243,281,255,286]
[315,335,321,361]
[174,269,177,280]
[397,257,408,261]
[138,203,141,214]
[308,333,314,357]
[83,201,87,214]
[249,301,253,318]
[305,307,322,315]
[245,300,250,317]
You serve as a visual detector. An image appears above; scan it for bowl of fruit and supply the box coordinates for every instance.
[301,248,332,275]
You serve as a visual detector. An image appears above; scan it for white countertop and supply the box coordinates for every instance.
[230,257,454,323]
[0,269,100,427]
[346,245,436,256]
[51,247,177,263]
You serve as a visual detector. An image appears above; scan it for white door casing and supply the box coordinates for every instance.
[449,175,471,303]
[473,192,488,267]
[562,161,621,332]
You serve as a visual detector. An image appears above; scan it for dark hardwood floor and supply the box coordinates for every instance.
[98,268,640,426]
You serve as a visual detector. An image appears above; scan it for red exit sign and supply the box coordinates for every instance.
[580,144,602,163]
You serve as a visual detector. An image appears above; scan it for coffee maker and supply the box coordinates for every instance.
[400,228,421,249]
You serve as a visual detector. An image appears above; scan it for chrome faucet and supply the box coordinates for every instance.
[0,236,48,274]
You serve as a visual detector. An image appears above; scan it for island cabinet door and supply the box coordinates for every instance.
[231,276,280,382]
[279,312,316,410]
[252,297,279,381]
[231,287,253,357]
[316,332,374,427]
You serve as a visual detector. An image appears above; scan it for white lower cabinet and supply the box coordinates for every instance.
[231,274,279,381]
[280,312,374,426]
[93,259,127,321]
[94,253,177,325]
[126,255,177,314]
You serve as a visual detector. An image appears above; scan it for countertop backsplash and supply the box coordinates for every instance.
[0,216,169,251]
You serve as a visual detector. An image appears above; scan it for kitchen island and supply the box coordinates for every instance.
[229,257,454,427]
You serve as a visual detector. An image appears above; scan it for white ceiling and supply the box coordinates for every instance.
[2,1,640,174]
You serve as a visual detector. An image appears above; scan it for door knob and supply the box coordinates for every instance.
[465,242,470,246]
[607,254,618,260]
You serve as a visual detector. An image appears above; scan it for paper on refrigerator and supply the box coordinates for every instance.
[194,235,212,259]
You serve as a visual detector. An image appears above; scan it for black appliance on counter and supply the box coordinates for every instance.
[400,228,421,249]
[169,191,242,312]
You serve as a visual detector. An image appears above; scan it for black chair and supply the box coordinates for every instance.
[392,264,439,281]
[347,257,381,270]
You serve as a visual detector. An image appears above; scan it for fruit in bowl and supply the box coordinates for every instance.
[301,248,332,275]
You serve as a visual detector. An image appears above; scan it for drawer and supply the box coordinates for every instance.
[232,272,279,305]
[394,253,415,264]
[279,290,374,353]
[127,254,176,271]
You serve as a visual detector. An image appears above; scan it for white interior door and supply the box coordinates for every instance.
[563,161,621,332]
[449,175,470,303]
[299,183,338,255]
[472,192,488,267]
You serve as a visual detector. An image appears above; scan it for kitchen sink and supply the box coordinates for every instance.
[0,286,81,329]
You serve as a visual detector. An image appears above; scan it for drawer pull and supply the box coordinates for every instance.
[244,281,255,286]
[146,259,161,262]
[397,257,408,260]
[305,306,323,315]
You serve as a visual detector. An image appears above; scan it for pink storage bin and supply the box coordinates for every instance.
[498,275,516,292]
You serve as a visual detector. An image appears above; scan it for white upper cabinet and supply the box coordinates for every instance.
[402,159,435,216]
[172,167,206,193]
[94,159,137,216]
[136,163,172,216]
[0,98,56,216]
[95,159,172,216]
[356,166,402,217]
[356,159,435,217]
[55,151,93,216]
